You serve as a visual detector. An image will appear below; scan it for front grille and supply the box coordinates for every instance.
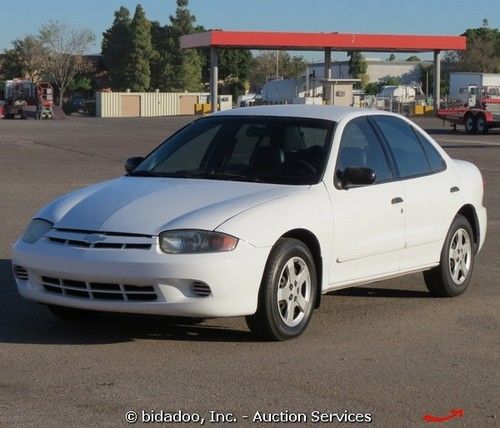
[192,281,211,297]
[41,276,158,301]
[45,228,154,251]
[13,265,29,280]
[48,237,152,250]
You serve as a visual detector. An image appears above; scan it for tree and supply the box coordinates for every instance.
[380,76,401,86]
[364,82,380,95]
[1,36,46,81]
[388,54,396,61]
[249,51,307,91]
[456,24,500,73]
[218,49,252,83]
[347,51,368,89]
[101,6,132,90]
[149,20,170,90]
[39,21,95,106]
[200,48,253,98]
[162,0,204,91]
[416,62,451,97]
[406,55,421,62]
[126,5,153,91]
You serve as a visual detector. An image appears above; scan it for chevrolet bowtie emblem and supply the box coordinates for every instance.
[82,234,107,244]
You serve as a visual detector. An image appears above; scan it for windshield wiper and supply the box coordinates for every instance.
[127,171,196,178]
[186,172,262,182]
[127,170,166,177]
[128,170,261,182]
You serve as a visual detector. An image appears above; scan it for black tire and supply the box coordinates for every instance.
[47,304,99,320]
[464,113,476,134]
[246,238,317,341]
[423,215,475,297]
[476,114,489,134]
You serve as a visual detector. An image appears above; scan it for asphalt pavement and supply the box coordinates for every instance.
[0,114,498,427]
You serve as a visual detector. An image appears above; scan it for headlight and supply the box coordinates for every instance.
[159,230,238,254]
[21,219,53,244]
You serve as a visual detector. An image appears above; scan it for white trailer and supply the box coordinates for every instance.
[449,72,500,102]
[378,85,416,103]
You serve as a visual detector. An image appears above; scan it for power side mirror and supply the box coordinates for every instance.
[339,167,376,189]
[124,157,144,173]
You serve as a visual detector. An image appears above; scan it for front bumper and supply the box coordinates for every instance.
[12,237,270,318]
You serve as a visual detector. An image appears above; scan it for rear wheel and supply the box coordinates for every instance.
[47,304,99,320]
[464,114,476,134]
[423,215,475,297]
[246,238,317,341]
[476,114,489,134]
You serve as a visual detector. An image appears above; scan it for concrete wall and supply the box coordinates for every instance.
[332,83,353,107]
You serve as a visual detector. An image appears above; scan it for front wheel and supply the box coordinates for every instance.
[464,114,476,134]
[423,215,475,297]
[246,238,317,341]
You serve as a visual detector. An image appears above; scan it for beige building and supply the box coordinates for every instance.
[96,91,232,118]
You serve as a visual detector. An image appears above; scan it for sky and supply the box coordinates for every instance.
[1,0,498,61]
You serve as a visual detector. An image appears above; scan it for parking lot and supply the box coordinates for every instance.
[0,115,498,426]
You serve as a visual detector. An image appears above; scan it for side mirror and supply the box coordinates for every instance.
[340,167,376,188]
[124,157,144,173]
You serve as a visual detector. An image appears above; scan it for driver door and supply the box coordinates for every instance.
[327,117,405,286]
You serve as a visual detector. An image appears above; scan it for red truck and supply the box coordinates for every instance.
[437,86,500,134]
[4,79,54,119]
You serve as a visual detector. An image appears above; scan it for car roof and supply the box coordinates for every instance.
[211,104,384,122]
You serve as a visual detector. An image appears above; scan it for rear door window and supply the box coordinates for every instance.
[371,116,431,178]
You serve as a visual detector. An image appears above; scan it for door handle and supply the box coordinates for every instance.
[391,197,404,204]
[450,186,460,193]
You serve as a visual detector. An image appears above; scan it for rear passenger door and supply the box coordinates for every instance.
[370,115,461,269]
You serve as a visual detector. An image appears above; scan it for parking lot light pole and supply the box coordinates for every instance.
[433,50,441,113]
[210,48,219,113]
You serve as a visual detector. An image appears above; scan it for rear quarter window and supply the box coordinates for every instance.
[414,130,446,173]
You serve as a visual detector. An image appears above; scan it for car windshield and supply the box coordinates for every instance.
[130,116,335,185]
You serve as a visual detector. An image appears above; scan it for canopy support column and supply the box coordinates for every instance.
[210,48,219,113]
[324,49,332,105]
[433,50,441,113]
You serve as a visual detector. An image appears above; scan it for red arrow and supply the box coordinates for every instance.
[423,409,464,423]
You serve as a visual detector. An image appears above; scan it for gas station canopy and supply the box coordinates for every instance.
[180,30,466,52]
[180,30,466,112]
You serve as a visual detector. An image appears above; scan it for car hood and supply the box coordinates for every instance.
[36,177,306,235]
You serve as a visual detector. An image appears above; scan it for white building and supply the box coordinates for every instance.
[261,77,359,106]
[310,58,430,84]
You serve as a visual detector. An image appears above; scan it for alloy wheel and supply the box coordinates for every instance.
[277,256,312,327]
[448,228,472,285]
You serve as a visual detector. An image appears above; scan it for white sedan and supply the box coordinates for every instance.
[12,106,487,340]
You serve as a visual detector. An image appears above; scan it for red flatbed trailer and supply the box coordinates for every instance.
[437,91,500,134]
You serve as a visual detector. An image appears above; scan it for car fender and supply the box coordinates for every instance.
[216,184,333,291]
